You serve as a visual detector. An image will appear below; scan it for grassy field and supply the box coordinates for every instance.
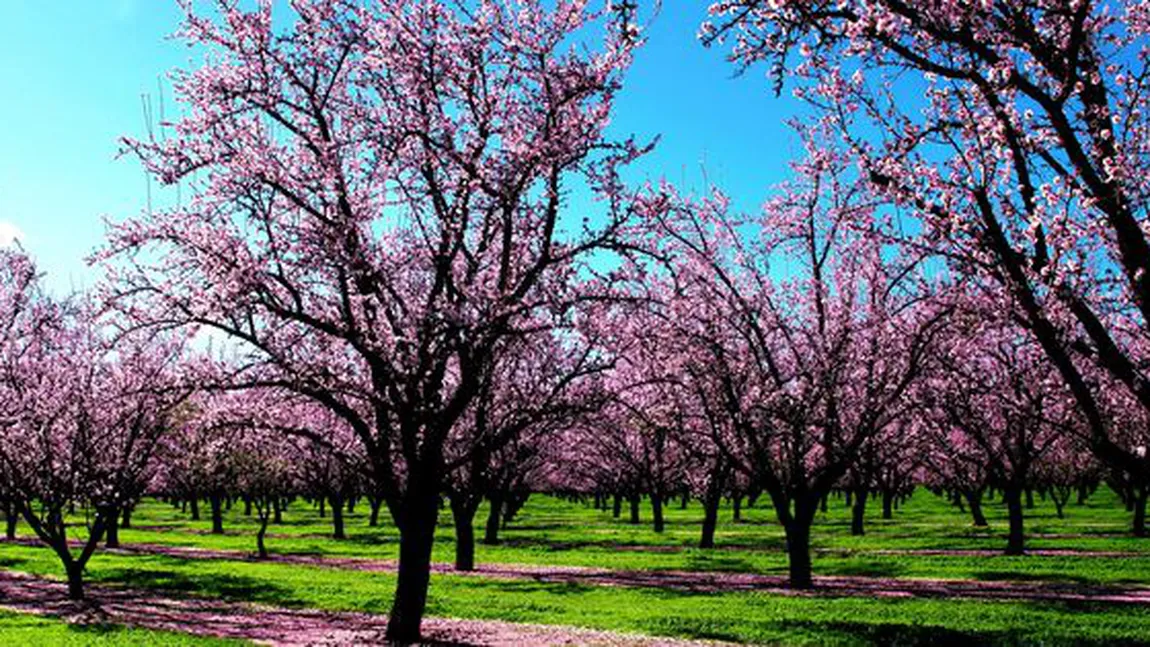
[1,488,1150,645]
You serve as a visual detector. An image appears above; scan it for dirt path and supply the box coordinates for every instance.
[0,570,731,646]
[68,541,1150,605]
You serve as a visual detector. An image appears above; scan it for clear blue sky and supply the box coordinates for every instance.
[0,2,805,292]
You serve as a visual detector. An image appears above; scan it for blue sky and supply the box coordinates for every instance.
[0,1,805,292]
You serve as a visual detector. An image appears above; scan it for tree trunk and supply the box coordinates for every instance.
[369,496,382,527]
[700,492,720,549]
[209,493,224,534]
[273,498,283,524]
[105,506,121,548]
[190,496,200,521]
[329,494,346,539]
[1133,488,1148,538]
[612,493,622,518]
[881,490,894,520]
[628,494,640,524]
[850,488,868,536]
[66,561,85,601]
[318,496,326,518]
[965,490,988,527]
[483,492,504,545]
[451,498,478,571]
[1025,488,1035,509]
[121,505,132,529]
[385,491,439,644]
[243,497,253,517]
[783,518,813,589]
[256,511,270,559]
[347,497,356,514]
[5,501,18,539]
[732,494,743,522]
[680,493,689,509]
[1004,486,1025,555]
[651,492,665,533]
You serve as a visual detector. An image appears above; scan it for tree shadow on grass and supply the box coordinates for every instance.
[98,567,302,608]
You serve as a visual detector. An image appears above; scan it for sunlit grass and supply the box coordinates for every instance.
[3,487,1150,645]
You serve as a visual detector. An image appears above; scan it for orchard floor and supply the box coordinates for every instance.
[2,489,1150,645]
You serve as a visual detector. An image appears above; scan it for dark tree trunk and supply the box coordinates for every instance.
[965,490,989,527]
[680,493,689,509]
[273,498,283,524]
[1025,488,1035,509]
[330,494,346,540]
[66,561,85,601]
[612,493,622,518]
[850,488,868,536]
[209,493,224,535]
[105,506,120,548]
[651,492,665,533]
[783,518,813,589]
[881,490,894,520]
[483,492,504,545]
[819,494,828,513]
[700,492,720,549]
[318,496,326,518]
[244,497,253,517]
[385,490,439,644]
[369,495,382,527]
[5,501,18,539]
[256,510,270,559]
[732,494,743,522]
[347,497,356,514]
[450,498,478,571]
[628,494,640,524]
[1133,488,1148,538]
[189,496,200,521]
[121,505,132,529]
[1004,486,1026,555]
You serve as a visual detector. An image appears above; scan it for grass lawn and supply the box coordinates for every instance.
[2,488,1150,645]
[0,608,246,646]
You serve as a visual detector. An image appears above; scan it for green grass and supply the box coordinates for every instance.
[3,488,1150,645]
[0,608,245,646]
